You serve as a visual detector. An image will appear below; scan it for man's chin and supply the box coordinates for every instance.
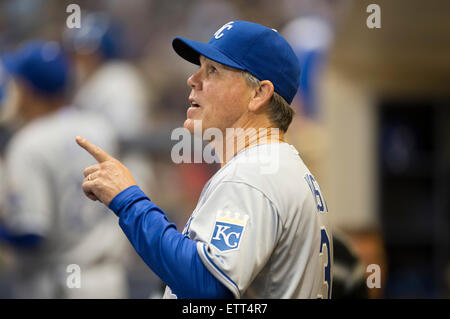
[183,118,198,135]
[184,118,216,140]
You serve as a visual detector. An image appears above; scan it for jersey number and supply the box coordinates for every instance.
[304,174,331,298]
[319,227,331,299]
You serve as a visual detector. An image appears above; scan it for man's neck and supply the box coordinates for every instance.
[213,123,285,167]
[23,99,64,124]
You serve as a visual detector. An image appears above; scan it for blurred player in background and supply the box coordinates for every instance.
[63,12,155,196]
[0,40,128,298]
[282,15,332,186]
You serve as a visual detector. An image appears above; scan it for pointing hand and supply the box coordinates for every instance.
[76,136,137,206]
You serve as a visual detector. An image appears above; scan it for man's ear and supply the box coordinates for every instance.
[248,80,274,112]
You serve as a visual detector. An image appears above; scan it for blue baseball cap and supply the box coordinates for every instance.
[172,20,301,104]
[63,12,123,60]
[2,40,69,96]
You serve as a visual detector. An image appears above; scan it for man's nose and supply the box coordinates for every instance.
[187,69,202,89]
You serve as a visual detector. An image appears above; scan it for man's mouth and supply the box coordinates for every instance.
[189,98,201,108]
[187,98,202,119]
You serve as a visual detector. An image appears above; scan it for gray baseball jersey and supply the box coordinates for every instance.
[163,142,333,298]
[1,106,128,298]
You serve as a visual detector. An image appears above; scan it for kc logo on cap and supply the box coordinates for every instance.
[214,21,234,40]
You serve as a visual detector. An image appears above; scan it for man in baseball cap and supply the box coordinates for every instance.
[172,21,300,154]
[77,21,333,299]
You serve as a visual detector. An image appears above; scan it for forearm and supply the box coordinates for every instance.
[109,186,232,299]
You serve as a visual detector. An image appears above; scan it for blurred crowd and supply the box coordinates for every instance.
[0,0,448,299]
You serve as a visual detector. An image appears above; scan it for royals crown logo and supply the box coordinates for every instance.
[215,210,249,226]
[210,210,249,252]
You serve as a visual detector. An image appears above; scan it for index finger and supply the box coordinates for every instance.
[76,136,113,163]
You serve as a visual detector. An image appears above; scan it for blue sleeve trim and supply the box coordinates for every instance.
[110,186,233,299]
[198,243,241,299]
[108,185,147,217]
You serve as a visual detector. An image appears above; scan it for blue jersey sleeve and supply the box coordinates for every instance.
[109,185,233,299]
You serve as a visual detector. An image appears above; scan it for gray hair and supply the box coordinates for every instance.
[241,71,295,133]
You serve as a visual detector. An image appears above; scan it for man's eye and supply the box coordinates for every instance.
[208,65,217,74]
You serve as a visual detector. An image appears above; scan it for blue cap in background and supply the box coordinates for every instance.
[63,12,122,60]
[172,20,301,105]
[282,16,333,118]
[2,40,69,96]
